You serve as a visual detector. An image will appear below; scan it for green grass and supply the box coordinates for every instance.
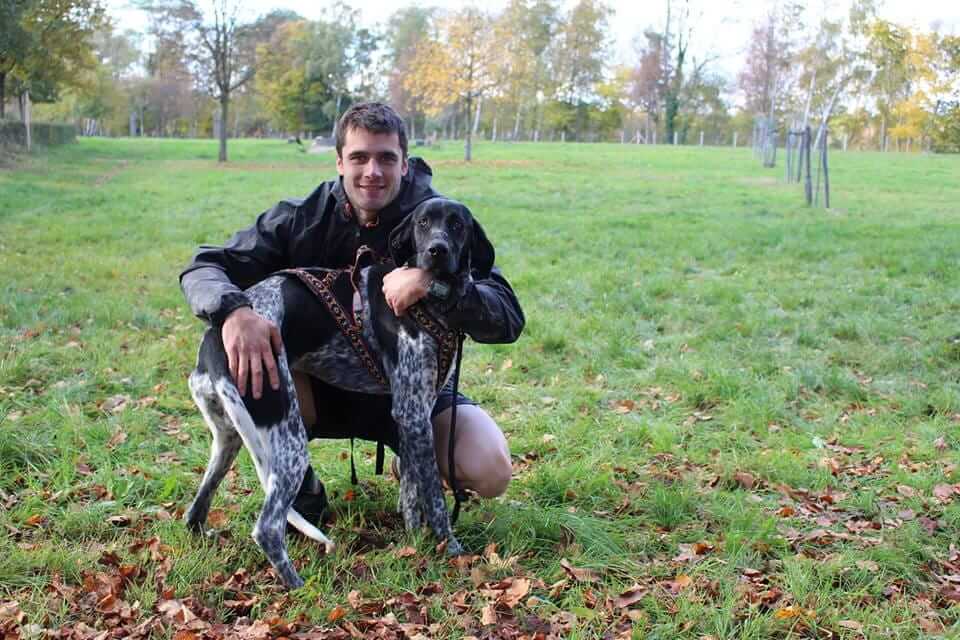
[2,137,960,638]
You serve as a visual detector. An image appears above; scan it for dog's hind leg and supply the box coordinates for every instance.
[252,416,313,589]
[185,371,242,532]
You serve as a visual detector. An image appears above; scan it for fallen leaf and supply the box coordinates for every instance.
[896,484,919,498]
[933,484,955,504]
[614,584,648,608]
[734,471,756,490]
[24,514,45,528]
[107,429,127,450]
[327,605,347,622]
[613,400,635,414]
[395,546,417,559]
[560,558,600,583]
[480,603,497,625]
[856,560,879,572]
[102,395,131,413]
[838,620,863,631]
[667,574,692,594]
[207,509,229,528]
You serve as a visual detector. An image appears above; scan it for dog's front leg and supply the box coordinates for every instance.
[391,331,462,555]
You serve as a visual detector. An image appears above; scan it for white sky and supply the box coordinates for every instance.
[108,0,960,83]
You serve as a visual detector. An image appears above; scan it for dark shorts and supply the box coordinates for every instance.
[306,377,475,453]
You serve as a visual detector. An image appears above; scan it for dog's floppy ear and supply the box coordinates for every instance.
[462,212,495,277]
[388,212,415,267]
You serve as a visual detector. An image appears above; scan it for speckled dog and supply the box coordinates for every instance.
[184,198,489,589]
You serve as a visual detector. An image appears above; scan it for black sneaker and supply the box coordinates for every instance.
[290,465,330,529]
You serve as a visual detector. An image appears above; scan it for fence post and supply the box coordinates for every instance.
[673,131,678,145]
[733,132,737,148]
[699,131,704,146]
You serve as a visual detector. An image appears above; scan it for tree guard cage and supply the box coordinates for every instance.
[783,124,831,208]
[753,115,777,168]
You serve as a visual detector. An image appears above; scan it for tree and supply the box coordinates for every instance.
[385,7,435,139]
[405,8,499,160]
[549,0,611,140]
[142,0,258,161]
[0,0,106,129]
[737,4,803,119]
[255,6,376,137]
[489,0,559,141]
[629,30,667,139]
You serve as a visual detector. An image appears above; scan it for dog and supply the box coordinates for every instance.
[183,198,492,589]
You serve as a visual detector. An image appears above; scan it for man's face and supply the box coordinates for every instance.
[336,127,408,216]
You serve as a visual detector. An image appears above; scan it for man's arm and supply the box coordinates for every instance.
[382,266,524,344]
[180,201,294,325]
[447,268,524,344]
[180,200,297,398]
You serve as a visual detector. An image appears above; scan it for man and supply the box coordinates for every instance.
[180,102,524,522]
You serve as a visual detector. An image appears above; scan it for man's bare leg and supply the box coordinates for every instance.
[294,372,511,498]
[431,405,512,498]
[293,372,317,428]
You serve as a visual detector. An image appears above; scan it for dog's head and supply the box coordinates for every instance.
[388,198,494,284]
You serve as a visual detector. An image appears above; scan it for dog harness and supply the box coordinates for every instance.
[278,247,457,392]
[277,248,469,522]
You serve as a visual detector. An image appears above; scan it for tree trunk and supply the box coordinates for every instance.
[0,71,5,120]
[219,96,229,163]
[513,107,521,140]
[464,94,472,162]
[330,94,342,138]
[491,117,497,142]
[472,95,482,136]
[24,90,31,152]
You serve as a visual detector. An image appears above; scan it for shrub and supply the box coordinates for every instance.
[0,120,77,148]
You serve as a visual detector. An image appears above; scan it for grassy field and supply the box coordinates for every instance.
[1,137,959,639]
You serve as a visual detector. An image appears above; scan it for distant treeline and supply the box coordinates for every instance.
[3,1,958,157]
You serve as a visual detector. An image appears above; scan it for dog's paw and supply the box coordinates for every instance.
[445,537,464,557]
[183,510,205,535]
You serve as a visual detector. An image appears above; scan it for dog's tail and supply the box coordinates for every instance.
[287,509,336,553]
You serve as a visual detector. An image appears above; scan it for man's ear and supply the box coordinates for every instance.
[388,212,415,267]
[462,214,495,277]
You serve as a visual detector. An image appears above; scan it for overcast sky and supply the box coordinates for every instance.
[108,0,960,82]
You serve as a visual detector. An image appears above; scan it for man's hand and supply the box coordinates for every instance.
[382,266,431,316]
[221,306,283,399]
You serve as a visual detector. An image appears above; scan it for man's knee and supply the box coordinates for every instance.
[433,405,512,498]
[468,443,512,498]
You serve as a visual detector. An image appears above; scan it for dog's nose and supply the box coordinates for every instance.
[427,243,448,258]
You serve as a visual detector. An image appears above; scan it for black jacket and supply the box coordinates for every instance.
[179,157,524,344]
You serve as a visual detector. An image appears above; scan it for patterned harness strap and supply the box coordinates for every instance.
[408,304,458,391]
[279,248,458,392]
[279,267,389,388]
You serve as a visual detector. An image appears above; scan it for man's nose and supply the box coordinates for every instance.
[364,159,383,178]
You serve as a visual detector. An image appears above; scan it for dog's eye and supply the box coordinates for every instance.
[450,220,463,232]
[417,217,429,228]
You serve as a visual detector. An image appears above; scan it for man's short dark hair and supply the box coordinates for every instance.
[335,102,408,158]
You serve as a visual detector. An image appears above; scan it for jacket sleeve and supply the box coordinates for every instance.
[179,201,296,326]
[446,267,525,344]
